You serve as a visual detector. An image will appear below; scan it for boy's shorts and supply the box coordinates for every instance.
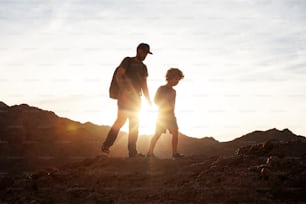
[155,117,178,133]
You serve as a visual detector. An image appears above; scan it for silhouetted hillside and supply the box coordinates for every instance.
[0,102,109,173]
[218,128,304,156]
[232,128,303,144]
[0,101,8,109]
[0,102,223,172]
[0,102,305,174]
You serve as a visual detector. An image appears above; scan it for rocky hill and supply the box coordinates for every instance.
[0,102,304,173]
[232,128,305,144]
[0,102,218,172]
[0,102,109,173]
[0,102,306,203]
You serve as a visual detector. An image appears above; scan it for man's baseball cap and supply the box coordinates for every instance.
[137,43,153,54]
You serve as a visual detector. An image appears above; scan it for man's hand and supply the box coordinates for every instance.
[147,98,152,106]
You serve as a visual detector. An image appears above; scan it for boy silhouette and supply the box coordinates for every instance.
[147,68,184,159]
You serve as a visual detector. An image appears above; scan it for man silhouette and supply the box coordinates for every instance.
[102,43,152,157]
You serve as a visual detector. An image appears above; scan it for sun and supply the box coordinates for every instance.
[139,100,158,135]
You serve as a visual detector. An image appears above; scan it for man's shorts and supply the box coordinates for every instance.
[117,92,141,111]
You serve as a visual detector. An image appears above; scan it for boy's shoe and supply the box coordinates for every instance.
[101,145,110,154]
[129,153,145,158]
[146,153,157,159]
[172,153,184,159]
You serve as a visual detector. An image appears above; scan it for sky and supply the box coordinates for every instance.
[0,0,306,141]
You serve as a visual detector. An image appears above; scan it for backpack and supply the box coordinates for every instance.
[109,57,131,99]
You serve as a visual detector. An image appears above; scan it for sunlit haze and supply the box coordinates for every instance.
[1,0,306,141]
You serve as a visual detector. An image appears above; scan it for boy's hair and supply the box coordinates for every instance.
[166,68,184,80]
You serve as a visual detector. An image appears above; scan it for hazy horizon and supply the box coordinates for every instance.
[1,0,306,141]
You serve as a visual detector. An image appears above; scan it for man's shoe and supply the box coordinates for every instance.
[101,146,110,154]
[172,153,184,159]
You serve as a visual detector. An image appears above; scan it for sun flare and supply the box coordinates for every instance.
[139,100,158,135]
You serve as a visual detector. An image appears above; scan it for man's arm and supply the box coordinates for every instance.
[154,87,161,105]
[141,77,152,105]
[115,57,132,92]
[115,66,127,91]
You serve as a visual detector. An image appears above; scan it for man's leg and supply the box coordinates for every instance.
[102,109,127,151]
[127,110,140,157]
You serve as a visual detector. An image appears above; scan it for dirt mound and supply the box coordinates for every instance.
[1,140,306,203]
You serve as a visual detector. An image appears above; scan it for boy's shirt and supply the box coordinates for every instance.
[154,85,176,119]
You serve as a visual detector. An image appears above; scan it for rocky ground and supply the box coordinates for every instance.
[1,140,306,204]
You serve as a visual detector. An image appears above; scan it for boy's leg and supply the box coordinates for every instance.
[148,128,163,155]
[169,128,179,155]
[168,117,179,156]
[148,120,165,155]
[102,109,128,151]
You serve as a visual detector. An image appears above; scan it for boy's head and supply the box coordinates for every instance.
[166,68,184,86]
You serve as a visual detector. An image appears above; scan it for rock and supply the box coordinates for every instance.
[260,167,271,180]
[266,156,281,168]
